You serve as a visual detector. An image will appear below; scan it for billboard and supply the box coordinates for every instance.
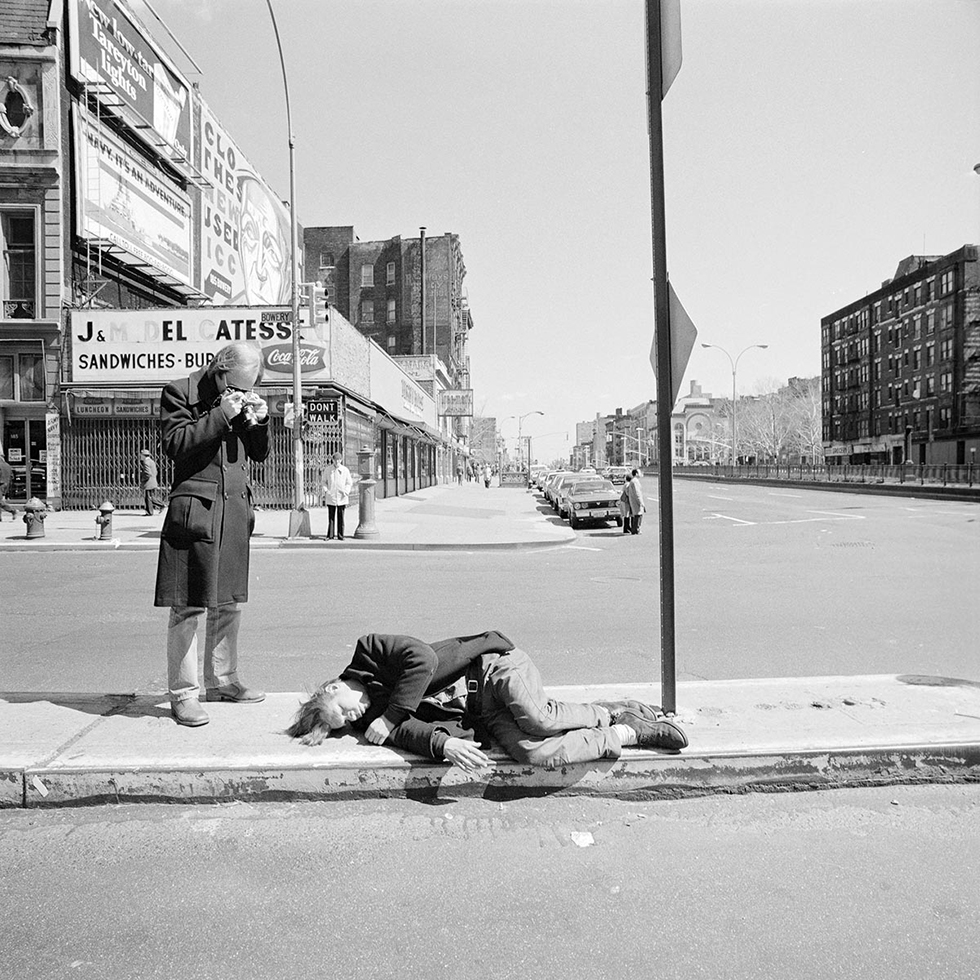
[197,97,293,305]
[68,0,191,161]
[69,307,320,384]
[74,104,192,285]
[437,389,474,417]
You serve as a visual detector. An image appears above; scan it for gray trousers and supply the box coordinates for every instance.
[167,603,241,702]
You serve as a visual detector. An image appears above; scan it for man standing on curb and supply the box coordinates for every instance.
[139,449,166,516]
[154,342,269,728]
[321,450,353,540]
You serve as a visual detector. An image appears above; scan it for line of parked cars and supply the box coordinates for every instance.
[532,466,625,529]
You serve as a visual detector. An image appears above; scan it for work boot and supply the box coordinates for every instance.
[204,683,266,703]
[594,699,664,724]
[618,710,688,751]
[171,699,210,727]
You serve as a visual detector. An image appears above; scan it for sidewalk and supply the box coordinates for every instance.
[2,481,979,807]
[2,675,979,808]
[0,480,574,552]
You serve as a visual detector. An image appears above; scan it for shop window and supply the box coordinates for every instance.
[0,351,43,401]
[1,212,36,318]
[360,264,374,287]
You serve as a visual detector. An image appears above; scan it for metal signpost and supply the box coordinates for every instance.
[646,0,684,714]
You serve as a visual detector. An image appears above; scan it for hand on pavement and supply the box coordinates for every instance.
[443,737,491,773]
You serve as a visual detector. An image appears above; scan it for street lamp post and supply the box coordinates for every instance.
[265,0,310,537]
[517,411,544,472]
[701,343,769,465]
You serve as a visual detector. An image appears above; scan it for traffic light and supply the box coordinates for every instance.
[309,283,328,328]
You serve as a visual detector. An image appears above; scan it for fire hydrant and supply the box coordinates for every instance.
[95,500,115,540]
[23,497,48,539]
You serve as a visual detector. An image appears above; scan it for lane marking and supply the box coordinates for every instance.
[706,494,734,501]
[704,512,756,525]
[808,510,867,520]
[565,544,603,551]
[768,492,802,497]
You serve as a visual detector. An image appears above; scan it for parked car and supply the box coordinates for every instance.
[561,478,622,528]
[601,466,630,485]
[553,472,592,514]
[543,471,573,507]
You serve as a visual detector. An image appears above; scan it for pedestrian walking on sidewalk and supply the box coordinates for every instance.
[455,460,464,485]
[154,341,269,728]
[286,630,687,769]
[321,450,353,540]
[138,449,166,515]
[0,448,18,521]
[625,468,646,535]
[483,462,492,488]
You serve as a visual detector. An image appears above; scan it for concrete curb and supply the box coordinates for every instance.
[673,472,980,503]
[9,742,980,809]
[0,536,571,554]
[4,675,980,808]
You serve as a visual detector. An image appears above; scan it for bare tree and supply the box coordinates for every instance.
[736,376,824,463]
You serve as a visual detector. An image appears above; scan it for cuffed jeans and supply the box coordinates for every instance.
[167,603,241,703]
[480,648,622,768]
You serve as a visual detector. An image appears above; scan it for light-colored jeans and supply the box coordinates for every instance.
[480,648,622,768]
[167,603,241,703]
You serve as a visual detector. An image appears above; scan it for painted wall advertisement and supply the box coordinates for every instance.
[198,97,293,306]
[69,308,319,384]
[437,389,474,417]
[68,0,191,161]
[74,105,192,286]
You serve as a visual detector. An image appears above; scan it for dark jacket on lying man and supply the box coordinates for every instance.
[287,629,688,769]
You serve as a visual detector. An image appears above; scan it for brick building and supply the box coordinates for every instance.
[821,245,980,465]
[303,226,472,386]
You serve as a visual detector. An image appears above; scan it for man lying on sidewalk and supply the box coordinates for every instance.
[285,630,687,771]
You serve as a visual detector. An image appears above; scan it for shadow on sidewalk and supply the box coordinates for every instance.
[1,692,170,720]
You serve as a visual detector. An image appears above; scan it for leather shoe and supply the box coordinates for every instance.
[595,699,664,724]
[204,683,265,703]
[171,699,210,727]
[618,710,688,751]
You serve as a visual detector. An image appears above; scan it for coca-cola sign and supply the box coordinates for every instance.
[263,343,326,374]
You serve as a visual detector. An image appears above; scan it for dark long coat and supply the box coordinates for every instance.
[153,366,269,608]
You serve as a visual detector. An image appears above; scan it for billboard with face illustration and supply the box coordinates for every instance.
[197,97,294,305]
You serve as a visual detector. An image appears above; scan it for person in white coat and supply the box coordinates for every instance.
[322,451,354,540]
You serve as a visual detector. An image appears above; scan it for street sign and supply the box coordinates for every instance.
[649,282,698,408]
[306,398,339,421]
[660,0,682,97]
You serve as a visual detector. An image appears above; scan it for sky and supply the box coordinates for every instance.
[145,0,980,462]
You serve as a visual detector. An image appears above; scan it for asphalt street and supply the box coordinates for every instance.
[2,482,977,693]
[2,784,978,980]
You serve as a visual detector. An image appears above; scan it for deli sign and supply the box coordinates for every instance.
[69,308,322,383]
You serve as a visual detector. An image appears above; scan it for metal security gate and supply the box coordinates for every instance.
[61,416,348,510]
[61,417,170,510]
[254,417,344,508]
